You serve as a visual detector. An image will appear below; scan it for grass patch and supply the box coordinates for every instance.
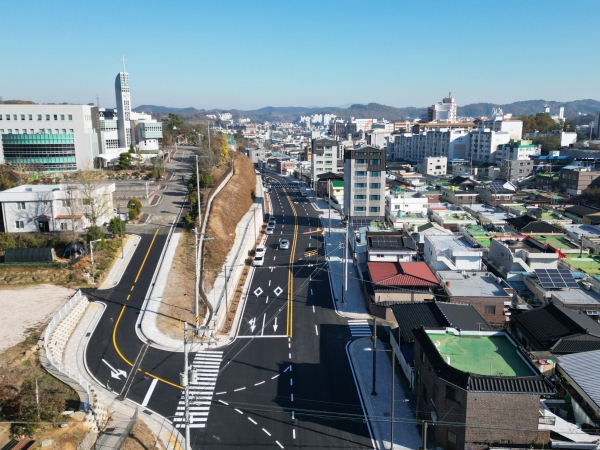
[566,256,600,275]
[203,153,258,292]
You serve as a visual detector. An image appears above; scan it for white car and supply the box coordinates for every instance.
[255,245,266,257]
[266,226,274,235]
[252,255,264,267]
[280,239,290,250]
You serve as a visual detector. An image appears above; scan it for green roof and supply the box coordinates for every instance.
[428,332,535,377]
[331,181,344,188]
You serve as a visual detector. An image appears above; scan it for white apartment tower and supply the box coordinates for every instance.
[115,72,132,148]
[311,137,339,184]
[426,94,457,123]
[343,146,386,219]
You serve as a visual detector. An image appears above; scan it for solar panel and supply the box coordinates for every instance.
[370,235,402,248]
[536,269,580,289]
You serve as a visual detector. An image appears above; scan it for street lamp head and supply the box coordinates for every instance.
[91,239,102,243]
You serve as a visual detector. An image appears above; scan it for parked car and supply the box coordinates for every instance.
[255,245,266,256]
[280,239,290,250]
[266,226,274,235]
[252,255,265,267]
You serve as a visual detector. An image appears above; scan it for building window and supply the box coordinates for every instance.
[355,195,366,199]
[68,115,73,121]
[17,202,25,210]
[28,115,32,120]
[370,159,380,165]
[13,115,17,120]
[37,114,42,120]
[15,221,25,229]
[60,114,65,120]
[484,305,496,315]
[5,115,10,120]
[447,430,457,447]
[62,129,66,134]
[369,206,380,213]
[357,159,366,164]
[69,129,74,133]
[46,115,50,120]
[370,195,380,200]
[354,206,366,212]
[356,171,366,176]
[53,115,58,120]
[371,171,380,176]
[60,222,68,231]
[20,114,25,120]
[356,183,366,188]
[370,183,380,189]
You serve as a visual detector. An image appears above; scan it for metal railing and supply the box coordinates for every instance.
[112,408,138,450]
[44,289,92,410]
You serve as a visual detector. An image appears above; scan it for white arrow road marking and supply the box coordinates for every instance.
[284,365,292,372]
[273,317,278,332]
[102,359,127,380]
[249,317,256,332]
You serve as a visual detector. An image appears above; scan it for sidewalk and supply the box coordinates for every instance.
[348,338,422,450]
[55,301,184,449]
[307,193,371,319]
[98,234,141,290]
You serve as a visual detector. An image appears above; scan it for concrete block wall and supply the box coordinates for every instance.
[84,387,108,432]
[48,298,89,363]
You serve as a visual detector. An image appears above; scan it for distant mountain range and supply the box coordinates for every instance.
[133,99,600,123]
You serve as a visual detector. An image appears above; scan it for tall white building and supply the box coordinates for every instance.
[425,94,457,123]
[417,156,447,176]
[0,68,162,172]
[311,137,339,185]
[343,146,386,219]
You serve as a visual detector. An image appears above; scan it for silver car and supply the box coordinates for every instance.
[280,239,290,250]
[266,226,274,235]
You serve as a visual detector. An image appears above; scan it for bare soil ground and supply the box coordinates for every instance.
[155,231,204,339]
[0,284,75,353]
[203,154,257,291]
[122,419,165,450]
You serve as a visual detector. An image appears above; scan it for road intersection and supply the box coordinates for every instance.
[83,159,375,449]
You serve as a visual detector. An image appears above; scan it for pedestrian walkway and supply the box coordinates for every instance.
[348,338,423,450]
[348,319,372,337]
[174,350,223,429]
[98,234,141,290]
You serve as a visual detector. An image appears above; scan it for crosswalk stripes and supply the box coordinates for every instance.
[173,350,223,429]
[348,319,372,337]
[269,184,300,188]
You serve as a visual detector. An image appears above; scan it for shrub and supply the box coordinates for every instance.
[183,213,195,230]
[0,233,17,252]
[128,208,137,221]
[85,226,104,243]
[108,217,126,236]
[128,198,142,212]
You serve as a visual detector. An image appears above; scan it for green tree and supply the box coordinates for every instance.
[128,197,142,213]
[85,225,104,243]
[532,135,561,154]
[119,152,131,168]
[108,217,126,236]
[129,143,135,153]
[519,113,562,134]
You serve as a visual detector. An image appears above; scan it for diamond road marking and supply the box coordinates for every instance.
[254,287,263,297]
[274,286,283,297]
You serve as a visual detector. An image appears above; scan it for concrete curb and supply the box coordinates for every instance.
[98,234,141,290]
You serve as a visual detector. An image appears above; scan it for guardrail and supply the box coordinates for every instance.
[44,289,92,410]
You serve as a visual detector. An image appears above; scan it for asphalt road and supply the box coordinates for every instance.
[84,162,374,449]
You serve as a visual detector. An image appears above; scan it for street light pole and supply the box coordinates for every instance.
[194,228,199,332]
[372,318,377,396]
[89,239,102,284]
[182,324,190,450]
[196,154,202,223]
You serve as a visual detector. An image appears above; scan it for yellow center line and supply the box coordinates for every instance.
[130,286,135,291]
[281,186,298,338]
[111,228,183,389]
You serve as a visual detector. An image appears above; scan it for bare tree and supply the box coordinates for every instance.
[72,169,114,225]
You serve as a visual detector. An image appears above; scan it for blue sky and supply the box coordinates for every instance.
[2,0,599,110]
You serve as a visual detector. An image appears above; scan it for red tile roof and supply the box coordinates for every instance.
[367,261,439,287]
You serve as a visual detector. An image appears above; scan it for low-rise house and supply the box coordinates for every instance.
[390,302,491,388]
[464,203,512,226]
[410,222,454,253]
[563,205,600,224]
[559,167,600,196]
[511,303,600,355]
[385,189,429,228]
[430,207,477,231]
[437,271,513,324]
[0,183,115,233]
[424,234,485,271]
[366,231,417,262]
[534,172,559,191]
[440,185,479,205]
[583,211,600,226]
[366,261,439,320]
[556,350,600,425]
[486,236,560,277]
[505,215,565,235]
[563,224,600,253]
[475,179,517,206]
[413,327,553,450]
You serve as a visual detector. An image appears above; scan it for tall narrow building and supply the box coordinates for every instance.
[115,72,132,148]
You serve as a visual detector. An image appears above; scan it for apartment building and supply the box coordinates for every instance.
[417,156,447,175]
[559,167,600,195]
[424,94,457,122]
[310,137,339,186]
[495,140,541,166]
[501,159,535,182]
[343,146,386,219]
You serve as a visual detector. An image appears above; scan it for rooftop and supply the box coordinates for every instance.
[438,271,512,297]
[427,234,483,254]
[558,350,600,410]
[533,235,578,250]
[426,330,536,376]
[504,237,554,254]
[552,288,600,306]
[565,256,600,276]
[367,261,439,288]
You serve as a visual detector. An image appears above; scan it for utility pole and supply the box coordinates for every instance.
[182,324,191,450]
[371,318,377,396]
[421,421,428,450]
[194,228,200,332]
[391,347,395,450]
[89,239,102,284]
[328,179,331,236]
[343,216,349,304]
[196,154,202,223]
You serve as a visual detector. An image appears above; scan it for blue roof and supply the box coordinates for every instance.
[535,155,570,160]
